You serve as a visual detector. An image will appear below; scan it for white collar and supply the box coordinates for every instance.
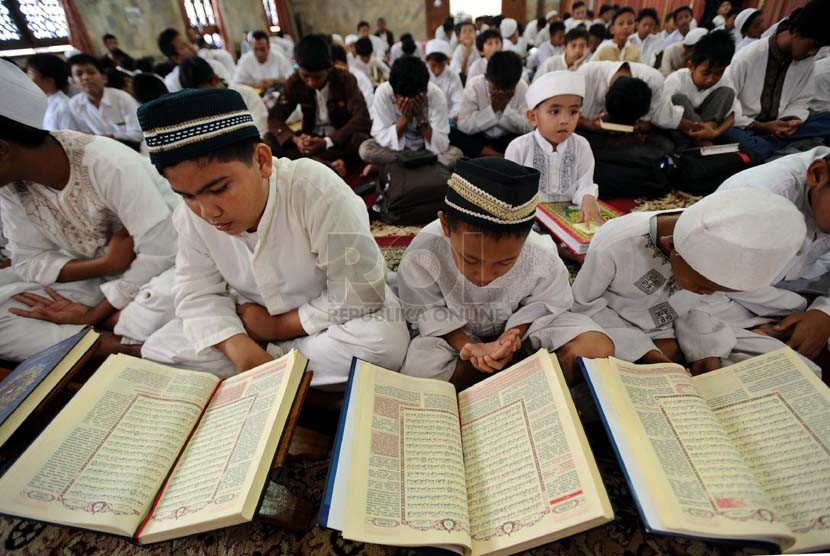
[533,128,571,154]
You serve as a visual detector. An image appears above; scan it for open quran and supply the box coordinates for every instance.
[581,348,830,553]
[321,350,613,556]
[0,350,309,544]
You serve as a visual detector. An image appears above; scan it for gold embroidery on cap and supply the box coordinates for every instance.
[447,174,539,223]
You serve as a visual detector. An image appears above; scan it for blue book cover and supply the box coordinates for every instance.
[0,327,91,428]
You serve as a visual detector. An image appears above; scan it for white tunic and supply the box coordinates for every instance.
[529,41,563,69]
[143,157,408,385]
[164,58,231,92]
[534,54,571,81]
[429,68,464,118]
[628,33,662,67]
[397,220,600,380]
[810,56,830,113]
[457,75,532,138]
[228,83,269,136]
[735,36,758,52]
[198,47,236,77]
[505,130,598,206]
[450,44,479,75]
[43,91,81,132]
[578,61,682,129]
[659,41,686,77]
[571,211,813,368]
[232,50,294,86]
[718,147,830,314]
[725,37,815,127]
[349,55,390,85]
[369,34,388,56]
[389,41,426,66]
[349,67,375,115]
[663,68,741,117]
[466,57,488,82]
[69,87,143,144]
[370,81,451,154]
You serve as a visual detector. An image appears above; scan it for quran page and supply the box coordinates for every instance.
[458,351,612,556]
[695,348,830,553]
[0,355,219,537]
[138,351,307,543]
[587,357,791,546]
[343,362,472,552]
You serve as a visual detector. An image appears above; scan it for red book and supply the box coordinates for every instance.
[536,201,624,255]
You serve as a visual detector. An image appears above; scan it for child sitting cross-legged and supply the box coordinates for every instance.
[506,70,605,226]
[397,157,614,390]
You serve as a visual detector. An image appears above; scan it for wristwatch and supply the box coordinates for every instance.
[415,118,430,132]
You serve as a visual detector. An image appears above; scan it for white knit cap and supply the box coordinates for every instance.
[546,10,558,19]
[500,18,518,38]
[683,27,709,46]
[0,59,47,129]
[345,34,358,46]
[525,70,585,109]
[426,38,451,57]
[734,8,760,38]
[673,188,806,291]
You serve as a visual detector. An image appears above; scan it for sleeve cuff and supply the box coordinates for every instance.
[298,301,331,336]
[183,317,247,354]
[100,279,139,310]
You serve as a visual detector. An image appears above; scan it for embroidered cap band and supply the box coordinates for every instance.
[444,157,541,231]
[137,88,260,169]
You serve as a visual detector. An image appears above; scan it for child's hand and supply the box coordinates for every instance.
[771,310,830,360]
[578,196,605,228]
[689,357,721,375]
[460,328,522,373]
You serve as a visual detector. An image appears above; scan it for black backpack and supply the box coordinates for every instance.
[372,155,451,225]
[592,136,676,198]
[671,147,763,195]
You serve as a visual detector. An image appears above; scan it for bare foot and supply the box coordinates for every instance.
[331,159,347,178]
[361,163,381,177]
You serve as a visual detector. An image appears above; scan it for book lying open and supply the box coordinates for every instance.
[0,327,100,450]
[0,350,309,544]
[536,201,624,255]
[321,350,613,556]
[581,348,830,553]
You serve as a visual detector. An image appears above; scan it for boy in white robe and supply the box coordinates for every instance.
[528,21,565,70]
[451,51,532,158]
[425,40,464,119]
[628,8,660,67]
[450,21,479,79]
[359,56,463,172]
[25,54,81,132]
[718,148,830,361]
[571,188,820,376]
[232,31,294,91]
[67,54,143,149]
[138,88,409,386]
[733,8,764,52]
[0,60,177,362]
[506,71,603,225]
[593,8,642,63]
[723,0,830,160]
[397,158,613,388]
[534,28,590,80]
[465,29,502,83]
[157,28,231,93]
[663,30,739,146]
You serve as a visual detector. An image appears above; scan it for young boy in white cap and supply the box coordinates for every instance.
[505,70,604,226]
[571,187,820,375]
[425,39,464,120]
[500,18,520,53]
[0,59,178,362]
[138,88,410,386]
[718,147,830,362]
[734,8,764,52]
[397,157,613,389]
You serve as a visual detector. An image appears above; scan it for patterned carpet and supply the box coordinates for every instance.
[1,193,726,556]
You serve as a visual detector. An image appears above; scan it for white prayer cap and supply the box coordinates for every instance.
[734,8,760,37]
[500,18,518,38]
[674,188,806,292]
[345,34,358,46]
[331,33,344,46]
[525,70,585,108]
[426,39,451,57]
[712,14,725,27]
[683,27,709,46]
[546,10,558,19]
[0,59,47,129]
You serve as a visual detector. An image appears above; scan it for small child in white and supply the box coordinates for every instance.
[505,71,605,226]
[425,39,464,120]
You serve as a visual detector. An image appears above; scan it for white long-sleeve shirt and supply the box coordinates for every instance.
[0,131,176,310]
[43,91,81,132]
[505,130,598,206]
[164,57,231,92]
[465,57,488,82]
[578,61,683,129]
[528,41,563,69]
[628,32,662,67]
[663,68,741,119]
[457,75,532,138]
[198,47,236,77]
[450,44,479,75]
[228,83,268,136]
[69,87,143,144]
[429,68,463,118]
[172,156,385,352]
[232,50,294,86]
[725,37,815,127]
[811,56,830,113]
[370,82,451,154]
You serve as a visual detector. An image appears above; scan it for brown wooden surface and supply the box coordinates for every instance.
[272,370,314,471]
[425,0,450,42]
[501,0,528,22]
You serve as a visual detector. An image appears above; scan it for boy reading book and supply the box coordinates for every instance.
[718,148,830,360]
[452,51,533,158]
[397,157,613,389]
[663,30,738,146]
[505,71,604,226]
[571,187,819,376]
[138,88,409,386]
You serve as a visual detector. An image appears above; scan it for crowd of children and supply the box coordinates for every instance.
[0,0,829,397]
